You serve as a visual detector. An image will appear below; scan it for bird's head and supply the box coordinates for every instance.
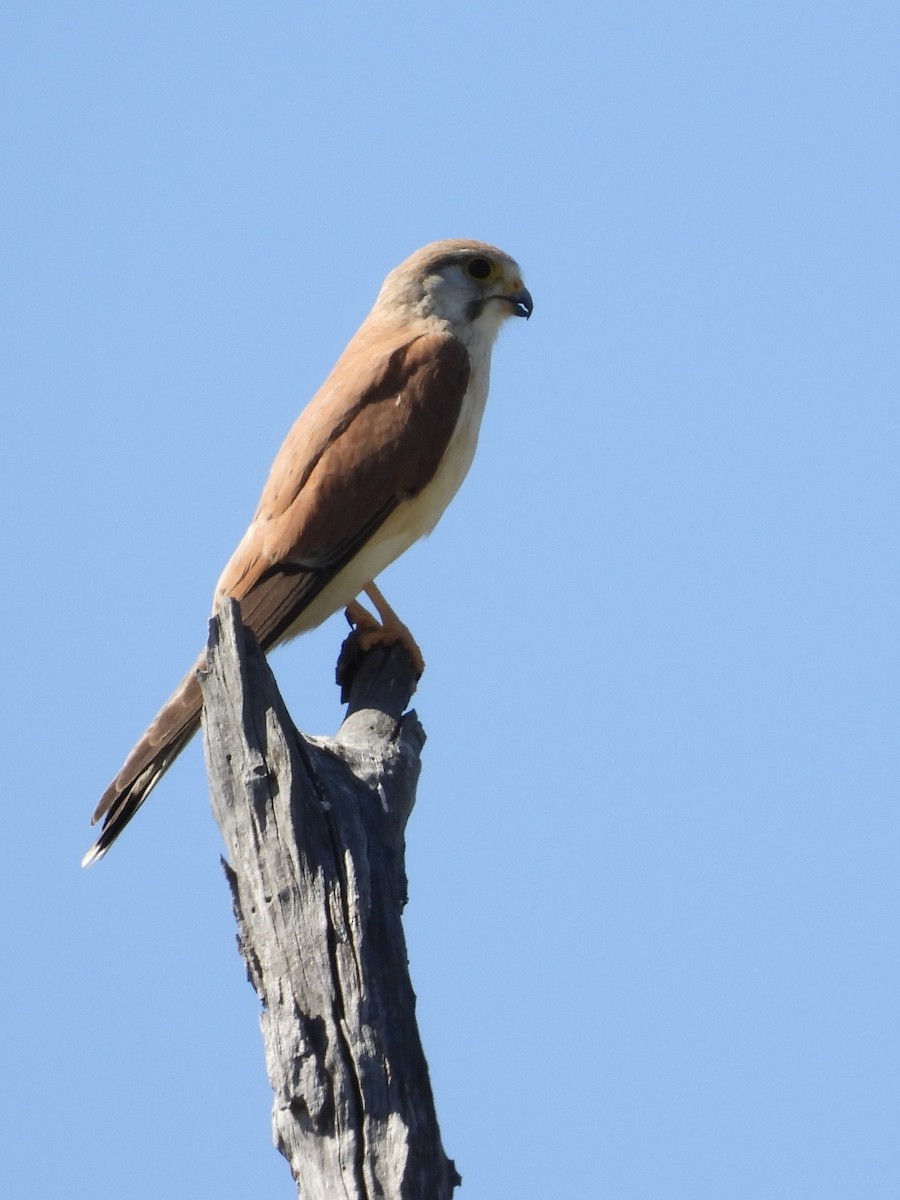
[373,239,533,343]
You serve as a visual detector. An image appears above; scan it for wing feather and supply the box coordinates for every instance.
[216,327,470,648]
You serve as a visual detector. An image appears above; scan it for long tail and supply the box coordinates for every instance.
[81,652,206,867]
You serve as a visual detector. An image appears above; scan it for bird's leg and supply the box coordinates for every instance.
[344,582,425,677]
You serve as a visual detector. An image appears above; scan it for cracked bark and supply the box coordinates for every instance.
[199,598,460,1200]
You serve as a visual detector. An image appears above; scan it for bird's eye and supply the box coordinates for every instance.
[465,257,493,280]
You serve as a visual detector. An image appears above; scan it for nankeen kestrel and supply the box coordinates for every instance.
[83,239,532,866]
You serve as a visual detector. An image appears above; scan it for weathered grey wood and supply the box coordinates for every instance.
[199,598,460,1200]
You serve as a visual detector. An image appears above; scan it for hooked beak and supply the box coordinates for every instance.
[504,285,534,320]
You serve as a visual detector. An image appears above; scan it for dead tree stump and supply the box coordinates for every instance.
[199,597,460,1199]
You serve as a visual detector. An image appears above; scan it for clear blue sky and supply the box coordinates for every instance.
[3,2,899,1196]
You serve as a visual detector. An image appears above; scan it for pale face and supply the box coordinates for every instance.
[374,240,532,338]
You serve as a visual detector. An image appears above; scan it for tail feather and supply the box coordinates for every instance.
[82,654,206,867]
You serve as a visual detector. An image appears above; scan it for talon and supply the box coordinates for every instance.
[343,584,425,677]
[344,599,382,634]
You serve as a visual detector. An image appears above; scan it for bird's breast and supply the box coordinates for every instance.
[359,353,491,567]
[278,349,492,638]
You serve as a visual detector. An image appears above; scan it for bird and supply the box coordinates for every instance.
[82,238,532,866]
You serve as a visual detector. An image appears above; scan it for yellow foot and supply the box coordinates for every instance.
[344,582,426,677]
